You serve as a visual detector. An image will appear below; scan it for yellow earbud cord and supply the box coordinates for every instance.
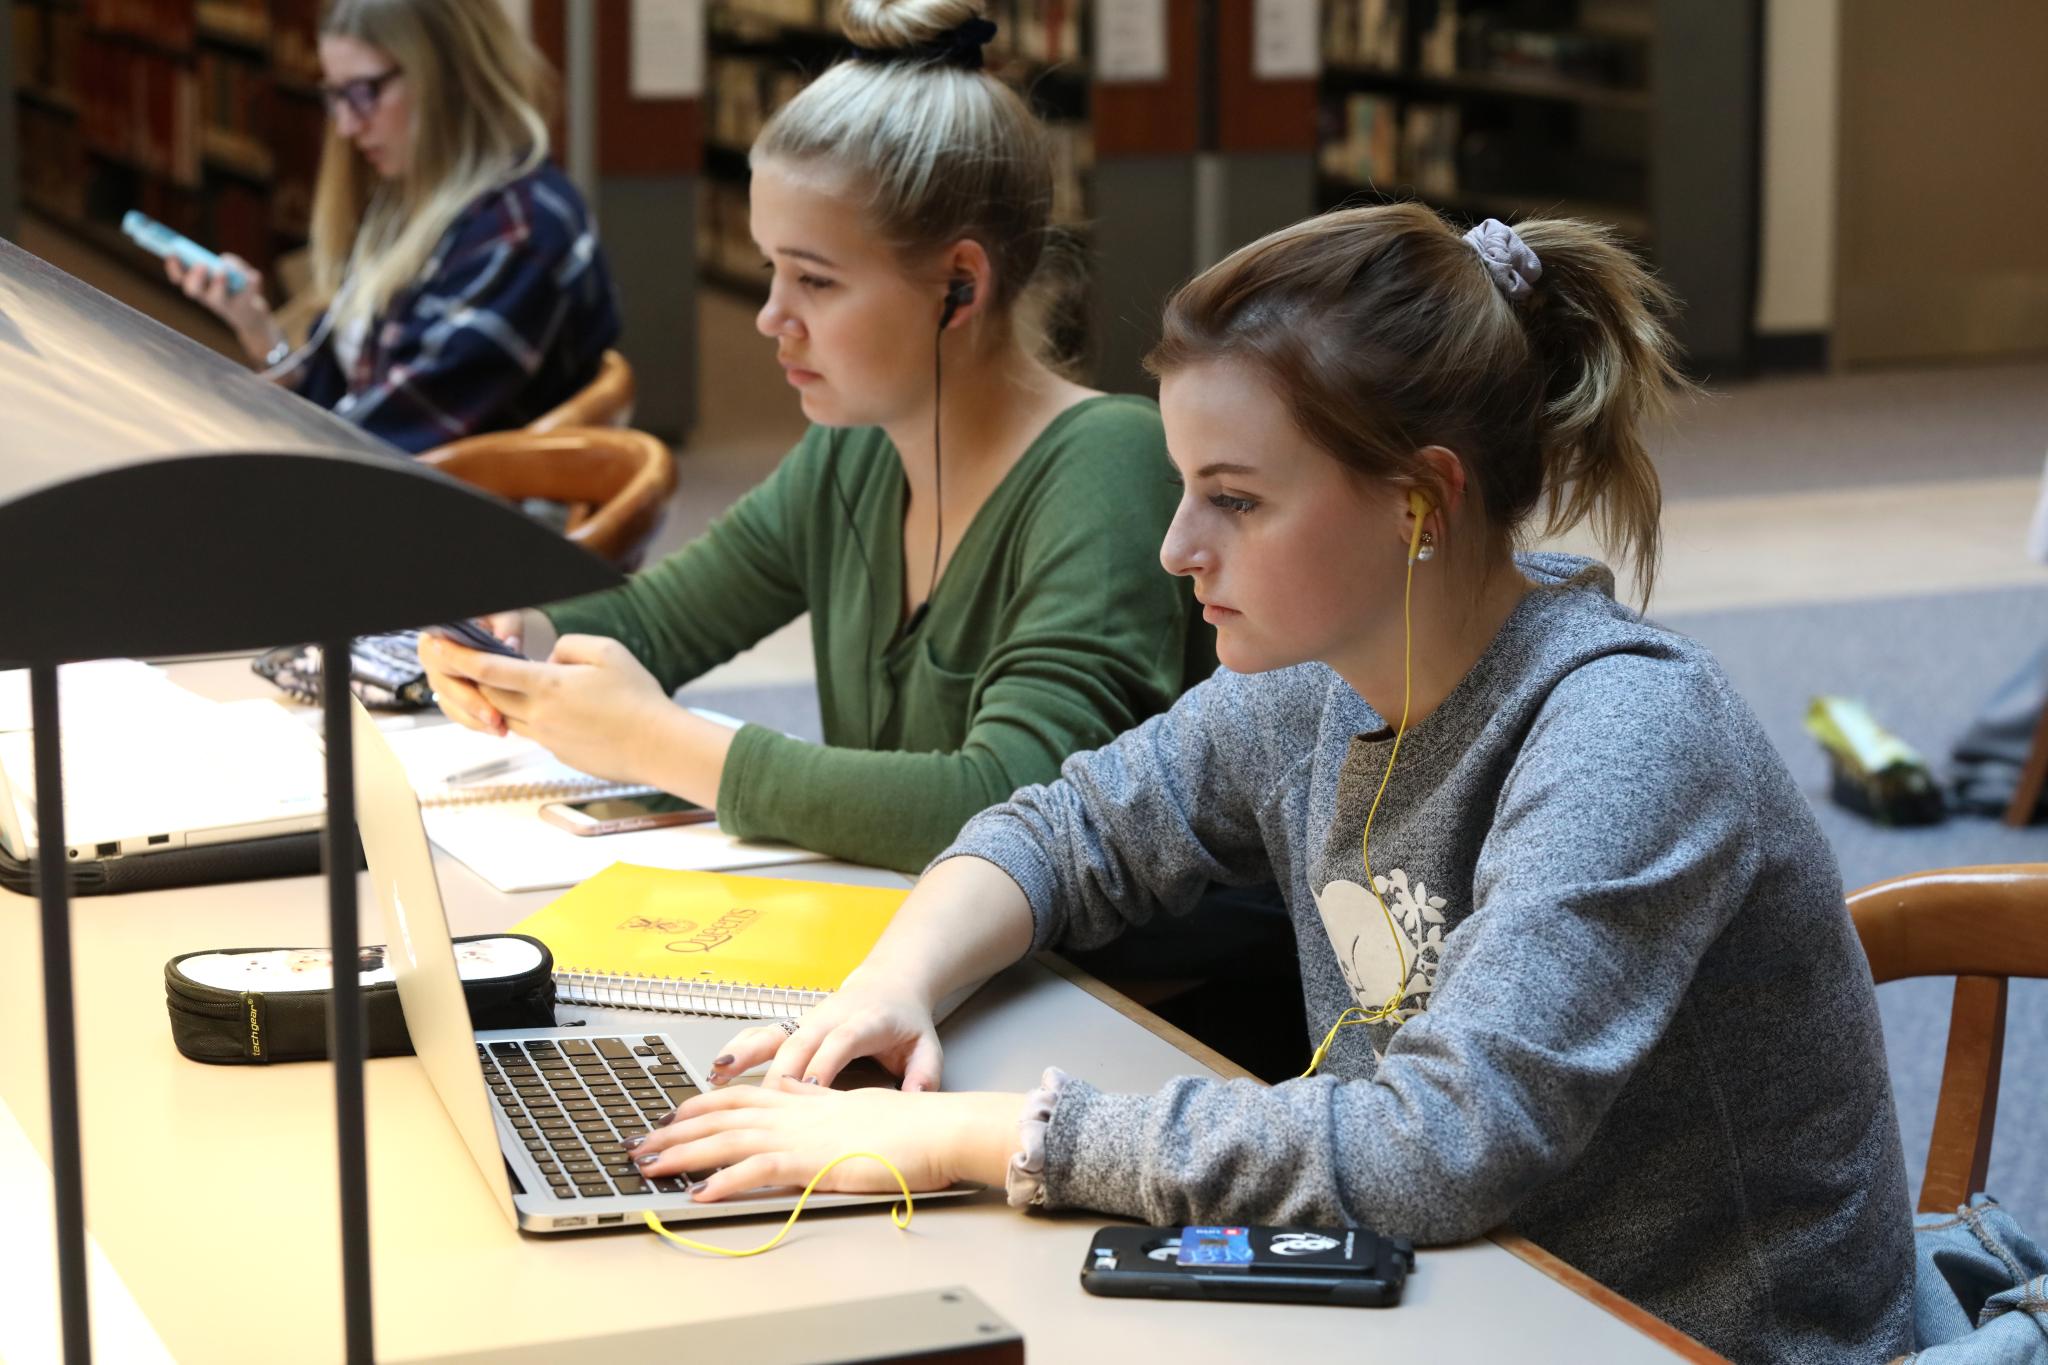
[642,1151,914,1257]
[1299,499,1427,1079]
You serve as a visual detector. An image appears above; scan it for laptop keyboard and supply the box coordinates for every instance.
[477,1035,704,1201]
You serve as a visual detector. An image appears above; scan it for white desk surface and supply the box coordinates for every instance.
[0,664,1700,1363]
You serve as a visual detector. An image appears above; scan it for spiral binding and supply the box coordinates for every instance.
[421,778,653,809]
[552,968,829,1020]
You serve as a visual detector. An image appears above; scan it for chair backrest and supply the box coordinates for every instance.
[1847,864,2048,1211]
[420,426,676,570]
[528,349,635,432]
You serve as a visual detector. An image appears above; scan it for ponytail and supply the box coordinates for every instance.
[1148,204,1696,604]
[1513,219,1687,601]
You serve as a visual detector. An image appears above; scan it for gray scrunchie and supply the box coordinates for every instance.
[1462,218,1542,301]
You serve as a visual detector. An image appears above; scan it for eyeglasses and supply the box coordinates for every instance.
[319,67,401,122]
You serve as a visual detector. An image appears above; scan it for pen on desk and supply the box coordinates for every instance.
[443,753,534,786]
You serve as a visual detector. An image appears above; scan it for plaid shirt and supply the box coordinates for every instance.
[288,162,620,454]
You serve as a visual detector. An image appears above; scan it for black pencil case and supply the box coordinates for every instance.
[165,933,556,1064]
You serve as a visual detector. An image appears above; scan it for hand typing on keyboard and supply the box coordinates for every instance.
[621,1075,1024,1202]
[480,1035,713,1201]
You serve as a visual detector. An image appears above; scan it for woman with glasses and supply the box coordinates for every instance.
[166,0,620,454]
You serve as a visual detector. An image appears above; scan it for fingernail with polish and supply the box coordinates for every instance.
[712,1054,734,1067]
[804,1076,820,1085]
[621,1135,645,1150]
[636,1153,661,1167]
[658,1108,681,1126]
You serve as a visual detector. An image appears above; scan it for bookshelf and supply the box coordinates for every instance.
[10,0,325,290]
[1316,0,1656,243]
[1312,0,1757,372]
[698,1,1093,352]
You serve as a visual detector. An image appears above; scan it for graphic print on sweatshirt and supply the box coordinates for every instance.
[1311,867,1447,1029]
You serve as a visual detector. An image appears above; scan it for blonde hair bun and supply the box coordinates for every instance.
[839,0,986,52]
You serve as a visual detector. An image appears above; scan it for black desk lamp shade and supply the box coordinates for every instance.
[0,239,621,1362]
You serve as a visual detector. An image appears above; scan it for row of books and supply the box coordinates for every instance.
[270,0,324,86]
[17,105,86,220]
[198,49,275,178]
[79,36,202,186]
[1445,13,1647,90]
[14,4,83,102]
[84,0,196,49]
[1320,96,1458,199]
[706,54,809,153]
[1325,0,1403,72]
[194,0,268,45]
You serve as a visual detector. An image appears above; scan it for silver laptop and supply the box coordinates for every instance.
[351,700,977,1233]
[0,689,325,863]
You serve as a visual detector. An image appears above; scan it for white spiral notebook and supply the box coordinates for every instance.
[382,725,828,893]
[389,723,656,808]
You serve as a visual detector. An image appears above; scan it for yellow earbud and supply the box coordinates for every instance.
[1407,488,1433,562]
[1300,485,1435,1078]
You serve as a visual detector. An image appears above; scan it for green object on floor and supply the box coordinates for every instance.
[1804,696,1946,826]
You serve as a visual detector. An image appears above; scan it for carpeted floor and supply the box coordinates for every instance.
[1663,584,2048,1233]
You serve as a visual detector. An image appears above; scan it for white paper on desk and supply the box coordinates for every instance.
[381,724,648,805]
[1095,0,1167,83]
[631,0,703,99]
[1254,0,1321,79]
[421,803,825,894]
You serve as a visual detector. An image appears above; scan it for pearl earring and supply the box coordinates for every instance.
[1415,530,1436,562]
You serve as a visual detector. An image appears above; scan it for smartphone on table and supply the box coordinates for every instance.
[539,793,714,837]
[421,619,523,659]
[1079,1224,1414,1308]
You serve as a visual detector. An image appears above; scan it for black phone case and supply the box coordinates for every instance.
[428,621,521,657]
[1079,1225,1413,1308]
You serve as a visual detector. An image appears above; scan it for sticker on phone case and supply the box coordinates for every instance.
[1177,1226,1254,1266]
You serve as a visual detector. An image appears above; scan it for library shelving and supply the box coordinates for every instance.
[1317,0,1655,243]
[699,0,1093,352]
[1313,0,1757,372]
[10,0,325,290]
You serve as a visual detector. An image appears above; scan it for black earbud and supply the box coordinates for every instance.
[940,278,975,330]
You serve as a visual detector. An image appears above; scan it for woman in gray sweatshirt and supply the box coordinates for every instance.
[630,206,1916,1362]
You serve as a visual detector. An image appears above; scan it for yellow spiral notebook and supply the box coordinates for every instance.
[510,864,909,1020]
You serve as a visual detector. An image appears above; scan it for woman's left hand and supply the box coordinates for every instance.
[467,633,672,785]
[625,1076,1022,1203]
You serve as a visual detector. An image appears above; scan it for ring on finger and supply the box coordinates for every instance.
[773,1018,799,1037]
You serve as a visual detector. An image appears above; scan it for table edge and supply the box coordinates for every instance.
[1034,952,1729,1364]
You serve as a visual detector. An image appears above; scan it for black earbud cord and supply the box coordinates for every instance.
[826,289,955,750]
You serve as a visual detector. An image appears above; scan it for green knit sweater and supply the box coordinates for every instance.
[542,395,1213,872]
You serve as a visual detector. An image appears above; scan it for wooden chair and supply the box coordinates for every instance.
[528,349,636,432]
[2004,700,2048,826]
[420,426,676,570]
[1848,864,2048,1211]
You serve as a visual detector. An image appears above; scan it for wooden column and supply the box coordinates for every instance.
[1206,0,1319,266]
[536,0,701,441]
[1089,0,1202,393]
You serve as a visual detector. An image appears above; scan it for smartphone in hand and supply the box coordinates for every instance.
[539,793,716,837]
[121,211,247,293]
[422,620,523,659]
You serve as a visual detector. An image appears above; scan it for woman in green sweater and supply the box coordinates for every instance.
[419,1,1209,873]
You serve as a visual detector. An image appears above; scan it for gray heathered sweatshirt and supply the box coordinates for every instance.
[940,553,1914,1363]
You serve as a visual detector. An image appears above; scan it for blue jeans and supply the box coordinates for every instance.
[1907,1195,2048,1362]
